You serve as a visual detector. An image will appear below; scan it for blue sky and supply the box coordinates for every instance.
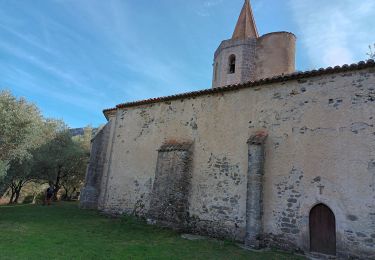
[0,0,374,128]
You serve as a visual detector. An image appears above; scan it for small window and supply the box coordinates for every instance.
[228,55,236,74]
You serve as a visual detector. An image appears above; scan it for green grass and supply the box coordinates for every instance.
[0,202,304,260]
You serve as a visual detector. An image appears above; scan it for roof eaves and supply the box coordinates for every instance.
[103,107,117,120]
[108,59,375,112]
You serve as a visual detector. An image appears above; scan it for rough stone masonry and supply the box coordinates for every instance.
[81,1,375,259]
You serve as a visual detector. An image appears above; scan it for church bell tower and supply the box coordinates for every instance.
[212,0,296,88]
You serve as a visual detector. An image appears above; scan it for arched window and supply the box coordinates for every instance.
[228,54,236,74]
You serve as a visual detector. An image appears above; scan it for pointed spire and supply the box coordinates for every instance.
[232,0,259,40]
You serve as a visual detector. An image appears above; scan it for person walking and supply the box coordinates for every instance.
[45,183,54,206]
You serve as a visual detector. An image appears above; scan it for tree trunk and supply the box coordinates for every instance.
[14,189,21,204]
[69,187,77,200]
[61,185,68,201]
[14,184,23,204]
[53,165,62,201]
[8,189,15,204]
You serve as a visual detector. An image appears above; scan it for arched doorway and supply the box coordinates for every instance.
[309,204,336,255]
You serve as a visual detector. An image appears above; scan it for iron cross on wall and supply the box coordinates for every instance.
[318,184,325,195]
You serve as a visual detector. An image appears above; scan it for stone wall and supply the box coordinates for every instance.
[79,121,112,209]
[148,143,192,228]
[96,67,375,259]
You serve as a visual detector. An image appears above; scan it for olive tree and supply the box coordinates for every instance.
[1,119,63,203]
[33,130,89,200]
[0,91,90,202]
[0,91,53,198]
[0,91,45,176]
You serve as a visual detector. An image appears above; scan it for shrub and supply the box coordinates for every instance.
[34,192,45,204]
[22,195,35,204]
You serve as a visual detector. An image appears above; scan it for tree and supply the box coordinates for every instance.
[62,126,93,200]
[72,125,93,153]
[4,159,34,204]
[367,44,375,60]
[0,91,45,175]
[0,91,91,202]
[0,119,63,203]
[60,158,86,201]
[33,130,88,200]
[0,91,57,198]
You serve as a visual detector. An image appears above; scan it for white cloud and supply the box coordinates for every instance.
[67,0,197,97]
[204,0,224,8]
[0,0,196,107]
[288,0,375,68]
[0,41,98,94]
[196,0,224,17]
[0,23,58,56]
[0,64,105,112]
[356,1,375,16]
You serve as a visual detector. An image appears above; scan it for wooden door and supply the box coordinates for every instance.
[309,204,336,255]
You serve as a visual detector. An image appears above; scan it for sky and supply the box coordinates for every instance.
[0,0,374,128]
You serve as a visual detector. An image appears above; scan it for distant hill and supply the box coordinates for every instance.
[69,128,85,137]
[69,128,99,137]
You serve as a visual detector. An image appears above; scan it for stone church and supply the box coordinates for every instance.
[80,1,375,258]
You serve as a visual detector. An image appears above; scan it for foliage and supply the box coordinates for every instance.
[0,120,63,203]
[0,91,89,203]
[72,125,93,153]
[33,129,89,200]
[0,160,8,178]
[34,191,46,204]
[367,44,375,60]
[3,159,34,204]
[0,203,304,259]
[22,195,34,204]
[0,91,63,198]
[0,91,44,167]
[63,126,92,200]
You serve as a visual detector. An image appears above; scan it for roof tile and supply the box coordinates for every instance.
[103,60,375,118]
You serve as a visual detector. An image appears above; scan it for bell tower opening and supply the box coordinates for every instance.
[229,55,236,74]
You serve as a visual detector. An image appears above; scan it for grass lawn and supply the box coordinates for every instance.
[0,202,305,259]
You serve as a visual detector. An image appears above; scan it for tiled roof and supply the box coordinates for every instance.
[103,59,375,118]
[232,0,258,40]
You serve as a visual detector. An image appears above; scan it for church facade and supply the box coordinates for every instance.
[80,1,375,259]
